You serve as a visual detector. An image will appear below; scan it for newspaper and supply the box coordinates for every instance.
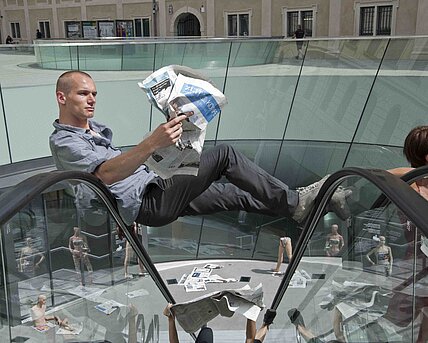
[171,283,264,333]
[139,65,227,179]
[94,299,123,315]
[183,267,212,292]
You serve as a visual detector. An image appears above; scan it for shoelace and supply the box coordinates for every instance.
[296,181,321,194]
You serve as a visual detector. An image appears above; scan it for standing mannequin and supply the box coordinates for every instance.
[273,237,293,273]
[366,236,393,276]
[69,227,93,283]
[325,224,344,257]
[20,237,45,276]
[124,222,146,279]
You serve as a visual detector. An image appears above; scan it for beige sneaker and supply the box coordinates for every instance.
[292,175,330,223]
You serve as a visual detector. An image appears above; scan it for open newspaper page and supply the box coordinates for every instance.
[138,65,227,179]
[171,284,264,333]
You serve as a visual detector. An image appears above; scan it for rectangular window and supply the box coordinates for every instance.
[116,20,134,38]
[359,5,392,36]
[65,21,82,39]
[360,6,375,36]
[286,10,313,37]
[39,21,51,38]
[11,22,21,39]
[239,14,249,36]
[377,5,392,35]
[301,11,313,37]
[287,12,298,37]
[134,18,150,37]
[227,13,250,37]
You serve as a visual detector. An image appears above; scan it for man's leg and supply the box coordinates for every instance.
[273,239,285,273]
[138,144,298,226]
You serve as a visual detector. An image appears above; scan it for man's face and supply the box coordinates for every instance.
[59,74,97,124]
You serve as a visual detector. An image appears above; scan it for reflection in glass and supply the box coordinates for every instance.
[275,175,426,343]
[2,180,169,342]
[285,39,388,142]
[354,37,428,146]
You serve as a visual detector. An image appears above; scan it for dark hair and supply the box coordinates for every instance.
[56,70,93,94]
[403,126,428,168]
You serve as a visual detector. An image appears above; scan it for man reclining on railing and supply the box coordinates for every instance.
[49,70,351,228]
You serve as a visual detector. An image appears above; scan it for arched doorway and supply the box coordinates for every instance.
[177,13,201,36]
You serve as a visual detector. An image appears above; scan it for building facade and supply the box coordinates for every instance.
[1,0,428,43]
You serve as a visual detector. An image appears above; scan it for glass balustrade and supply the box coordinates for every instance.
[273,173,428,343]
[0,179,174,342]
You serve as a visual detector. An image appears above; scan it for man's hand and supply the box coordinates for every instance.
[163,303,174,318]
[94,113,192,185]
[146,114,189,152]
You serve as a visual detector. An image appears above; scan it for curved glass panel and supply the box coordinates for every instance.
[3,84,57,162]
[122,44,155,71]
[275,141,349,187]
[285,39,389,142]
[275,174,427,343]
[217,41,300,140]
[0,86,10,165]
[345,144,407,169]
[1,180,171,342]
[95,79,152,147]
[354,37,428,146]
[78,45,122,71]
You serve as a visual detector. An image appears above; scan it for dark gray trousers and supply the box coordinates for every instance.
[137,144,298,227]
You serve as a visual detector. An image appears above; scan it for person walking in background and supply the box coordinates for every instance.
[293,25,305,59]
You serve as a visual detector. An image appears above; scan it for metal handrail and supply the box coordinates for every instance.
[0,170,176,305]
[270,167,428,309]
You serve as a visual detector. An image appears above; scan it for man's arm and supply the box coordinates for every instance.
[163,304,179,343]
[94,115,189,185]
[388,167,414,177]
[366,247,376,265]
[245,319,256,343]
[339,235,344,251]
[68,237,74,254]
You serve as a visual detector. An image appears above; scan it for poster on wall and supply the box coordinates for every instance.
[115,20,134,38]
[98,21,115,38]
[65,21,82,39]
[82,21,98,39]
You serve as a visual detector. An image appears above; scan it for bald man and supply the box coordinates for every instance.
[50,70,350,229]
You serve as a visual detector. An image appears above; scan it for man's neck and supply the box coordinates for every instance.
[58,115,90,130]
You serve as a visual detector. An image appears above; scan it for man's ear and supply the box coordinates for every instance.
[56,91,66,105]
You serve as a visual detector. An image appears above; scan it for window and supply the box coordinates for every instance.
[134,18,150,37]
[39,21,51,38]
[11,22,21,39]
[65,21,82,38]
[357,3,395,36]
[285,9,314,37]
[227,12,250,36]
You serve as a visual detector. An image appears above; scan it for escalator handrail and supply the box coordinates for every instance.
[400,165,428,184]
[0,170,176,305]
[270,167,428,310]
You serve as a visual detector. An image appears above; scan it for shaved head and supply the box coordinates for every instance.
[56,70,93,95]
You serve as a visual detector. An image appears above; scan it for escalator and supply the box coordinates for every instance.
[1,167,428,342]
[269,166,428,343]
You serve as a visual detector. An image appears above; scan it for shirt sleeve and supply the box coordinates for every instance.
[50,132,107,173]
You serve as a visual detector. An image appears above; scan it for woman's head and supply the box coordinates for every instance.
[404,126,428,168]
